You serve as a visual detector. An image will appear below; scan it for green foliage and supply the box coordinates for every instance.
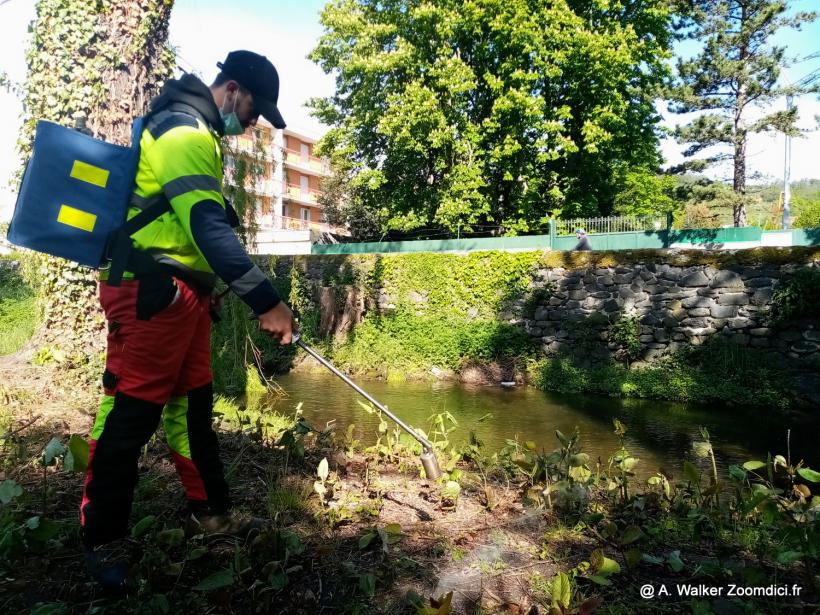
[332,313,535,375]
[767,266,820,326]
[0,258,38,355]
[668,0,817,226]
[608,314,642,366]
[310,0,673,236]
[534,338,797,409]
[613,168,677,218]
[793,196,820,229]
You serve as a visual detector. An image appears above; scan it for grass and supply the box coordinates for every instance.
[0,257,38,356]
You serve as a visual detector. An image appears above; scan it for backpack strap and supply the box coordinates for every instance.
[105,195,172,286]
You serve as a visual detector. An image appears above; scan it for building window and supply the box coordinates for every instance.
[300,208,310,222]
[300,143,309,164]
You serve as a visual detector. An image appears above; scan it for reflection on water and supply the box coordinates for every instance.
[266,371,819,478]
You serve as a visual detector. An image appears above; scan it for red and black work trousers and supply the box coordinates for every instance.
[80,276,229,548]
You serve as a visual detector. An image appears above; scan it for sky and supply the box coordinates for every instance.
[1,0,819,217]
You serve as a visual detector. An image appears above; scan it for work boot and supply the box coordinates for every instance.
[83,539,130,589]
[186,509,266,539]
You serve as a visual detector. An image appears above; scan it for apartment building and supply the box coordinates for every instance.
[223,119,344,252]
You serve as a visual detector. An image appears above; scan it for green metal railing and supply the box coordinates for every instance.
[555,215,666,236]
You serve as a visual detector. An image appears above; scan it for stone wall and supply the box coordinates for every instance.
[518,261,818,363]
[269,252,820,365]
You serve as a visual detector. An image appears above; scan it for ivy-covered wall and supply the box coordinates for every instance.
[258,248,820,407]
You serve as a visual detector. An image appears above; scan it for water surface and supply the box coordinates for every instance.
[265,371,819,477]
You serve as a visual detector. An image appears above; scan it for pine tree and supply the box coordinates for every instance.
[669,0,817,227]
[17,0,175,362]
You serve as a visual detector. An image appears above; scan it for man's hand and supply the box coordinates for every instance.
[257,302,295,344]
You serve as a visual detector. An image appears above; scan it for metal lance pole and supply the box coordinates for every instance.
[293,333,442,480]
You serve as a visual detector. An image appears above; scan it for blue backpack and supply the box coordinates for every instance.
[7,118,158,270]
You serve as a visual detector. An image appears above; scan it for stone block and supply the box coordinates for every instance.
[619,287,637,299]
[568,290,588,300]
[590,291,610,299]
[682,296,714,309]
[663,316,679,329]
[717,293,749,306]
[534,306,550,321]
[673,332,687,341]
[751,288,774,306]
[529,328,543,337]
[640,270,657,282]
[729,318,751,329]
[639,334,654,343]
[597,275,614,286]
[654,329,670,342]
[750,328,771,337]
[603,299,620,313]
[614,273,634,284]
[680,270,710,287]
[710,270,744,289]
[556,330,569,339]
[681,317,707,328]
[710,305,738,318]
[781,329,802,342]
[689,308,710,317]
[549,297,564,306]
[566,300,581,309]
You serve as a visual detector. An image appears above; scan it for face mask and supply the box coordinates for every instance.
[220,93,244,136]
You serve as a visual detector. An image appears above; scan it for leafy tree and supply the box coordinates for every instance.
[310,0,673,238]
[668,0,817,227]
[16,0,175,359]
[613,168,677,218]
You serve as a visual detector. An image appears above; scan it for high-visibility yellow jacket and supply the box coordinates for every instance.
[117,74,280,315]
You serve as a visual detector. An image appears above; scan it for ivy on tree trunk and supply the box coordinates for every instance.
[17,0,175,362]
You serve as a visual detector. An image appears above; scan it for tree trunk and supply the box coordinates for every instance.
[19,0,175,362]
[732,2,749,228]
[733,126,747,228]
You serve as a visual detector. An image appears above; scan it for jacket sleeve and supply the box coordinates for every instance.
[143,125,280,315]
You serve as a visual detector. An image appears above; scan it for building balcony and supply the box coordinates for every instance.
[283,149,331,176]
[259,214,350,236]
[282,183,322,206]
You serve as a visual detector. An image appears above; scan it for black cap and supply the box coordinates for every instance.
[217,50,286,128]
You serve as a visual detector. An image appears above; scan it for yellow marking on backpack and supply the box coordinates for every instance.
[57,204,97,233]
[70,160,109,188]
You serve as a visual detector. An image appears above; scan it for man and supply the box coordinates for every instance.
[81,50,295,588]
[574,228,592,251]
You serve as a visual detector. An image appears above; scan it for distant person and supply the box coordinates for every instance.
[574,228,592,251]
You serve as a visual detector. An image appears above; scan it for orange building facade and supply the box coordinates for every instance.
[223,120,345,235]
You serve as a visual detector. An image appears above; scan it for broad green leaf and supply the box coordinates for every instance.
[588,575,611,586]
[642,553,664,565]
[187,546,208,561]
[358,572,376,597]
[625,549,642,568]
[193,568,234,591]
[551,571,571,609]
[555,430,570,448]
[0,479,23,504]
[743,460,766,471]
[667,550,684,572]
[269,568,288,590]
[776,550,802,565]
[590,548,620,577]
[43,437,65,466]
[132,515,156,538]
[30,518,60,542]
[359,531,377,550]
[157,528,185,547]
[569,453,590,468]
[620,525,644,545]
[728,465,746,482]
[67,435,89,472]
[797,468,820,483]
[683,461,700,484]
